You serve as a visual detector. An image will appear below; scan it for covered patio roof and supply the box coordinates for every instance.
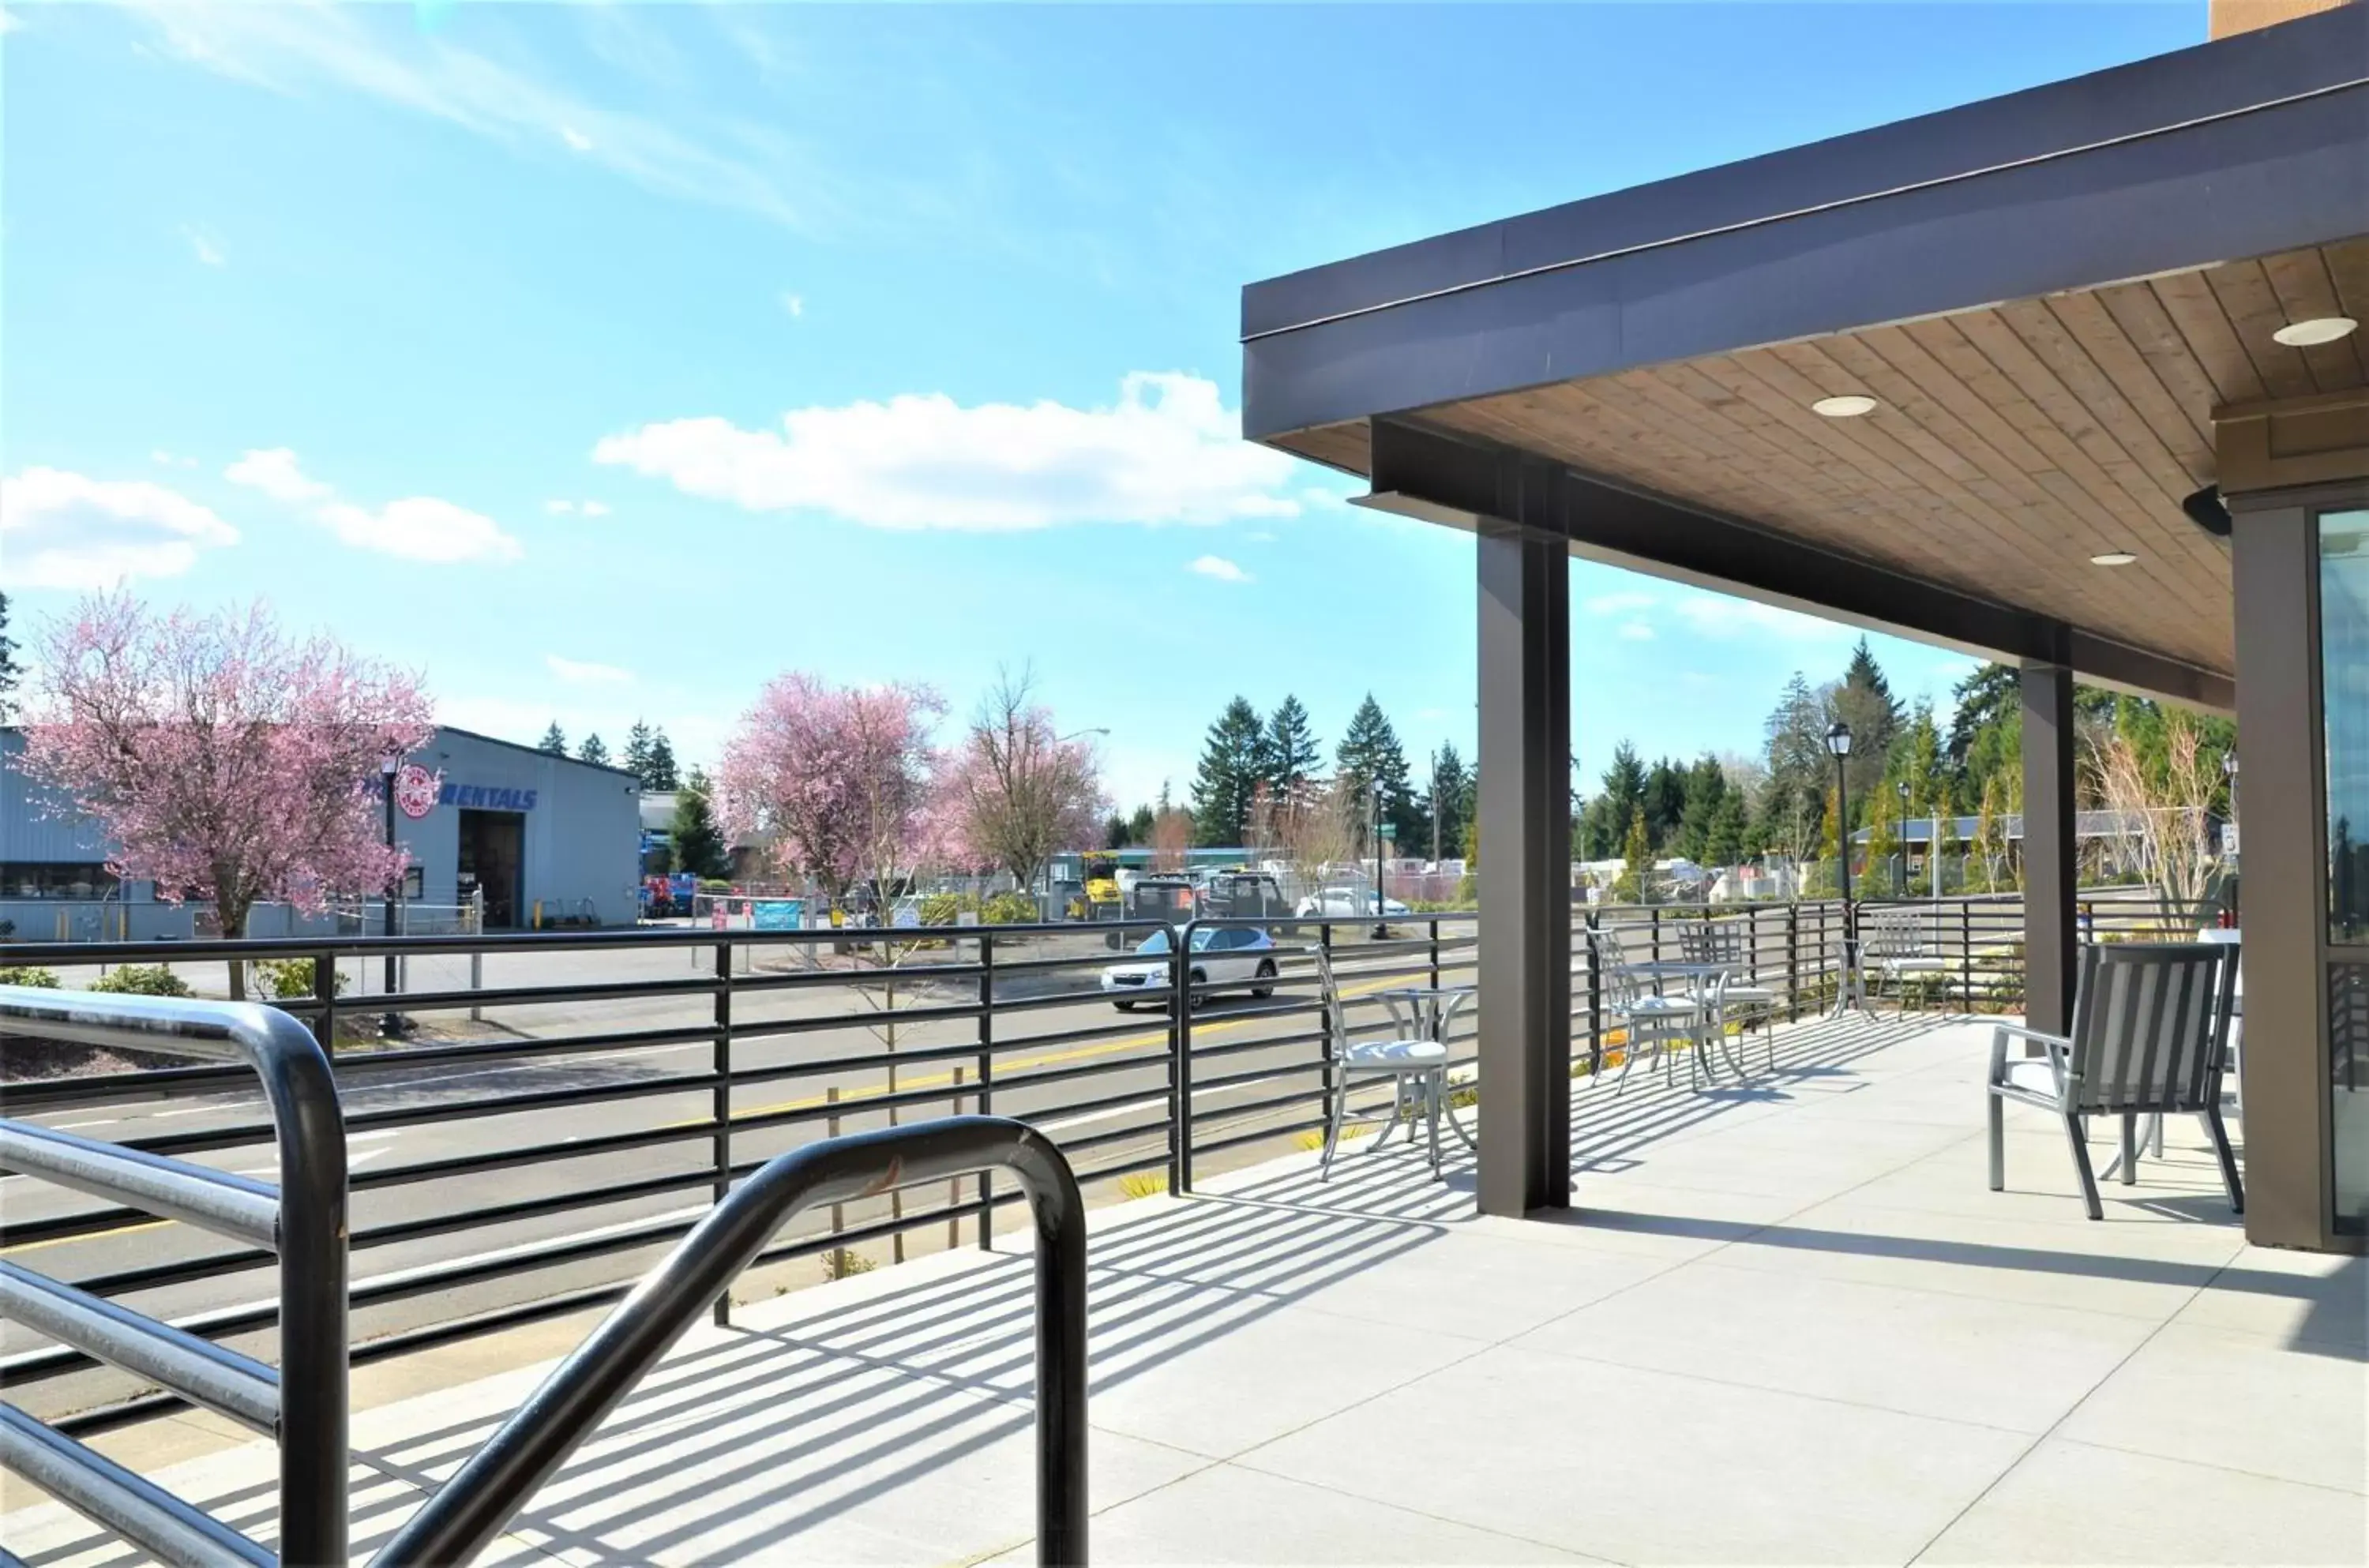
[1242,7,2368,710]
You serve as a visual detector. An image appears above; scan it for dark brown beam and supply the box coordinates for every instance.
[1476,520,1571,1216]
[2020,661,2079,1039]
[1366,418,2236,711]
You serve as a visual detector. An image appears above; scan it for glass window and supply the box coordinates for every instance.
[2324,508,2369,944]
[0,864,120,900]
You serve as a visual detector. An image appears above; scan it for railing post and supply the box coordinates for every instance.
[1168,920,1196,1195]
[978,931,996,1250]
[1428,917,1441,994]
[711,940,733,1328]
[1961,900,1973,1013]
[311,944,336,1055]
[1786,904,1800,1021]
[1584,910,1603,1077]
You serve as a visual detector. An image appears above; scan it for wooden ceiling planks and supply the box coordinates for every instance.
[1269,244,2364,680]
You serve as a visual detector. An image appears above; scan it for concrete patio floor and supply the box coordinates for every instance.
[6,1012,2364,1566]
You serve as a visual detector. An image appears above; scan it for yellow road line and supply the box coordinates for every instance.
[0,972,1415,1255]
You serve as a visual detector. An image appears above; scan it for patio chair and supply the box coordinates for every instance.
[1587,925,1725,1092]
[1985,941,2241,1221]
[1677,918,1781,1068]
[1864,909,1951,1011]
[1312,944,1450,1178]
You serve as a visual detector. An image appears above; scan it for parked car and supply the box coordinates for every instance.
[1101,926,1280,1010]
[1293,886,1412,918]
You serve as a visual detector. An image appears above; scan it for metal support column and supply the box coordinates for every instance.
[2020,658,2078,1038]
[1477,522,1571,1217]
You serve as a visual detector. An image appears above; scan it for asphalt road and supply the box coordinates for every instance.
[1,928,1474,1419]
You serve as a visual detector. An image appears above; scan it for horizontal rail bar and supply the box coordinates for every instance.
[0,1122,279,1249]
[0,1261,279,1435]
[0,1402,273,1568]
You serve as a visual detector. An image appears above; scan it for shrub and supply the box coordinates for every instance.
[820,1247,876,1281]
[917,891,967,927]
[251,957,344,1001]
[88,965,193,998]
[978,891,1039,925]
[1115,1171,1169,1199]
[0,966,61,988]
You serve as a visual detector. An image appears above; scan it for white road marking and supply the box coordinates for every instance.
[48,1117,120,1131]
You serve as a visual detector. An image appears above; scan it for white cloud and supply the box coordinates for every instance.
[228,447,520,563]
[0,467,238,588]
[545,654,633,685]
[180,226,226,267]
[226,447,332,503]
[1189,554,1252,583]
[545,498,611,518]
[1583,591,1657,617]
[1243,530,1278,544]
[317,497,524,564]
[595,373,1302,531]
[781,292,804,319]
[0,10,21,36]
[1617,621,1657,642]
[149,449,198,469]
[579,500,610,518]
[134,2,826,232]
[546,499,575,515]
[1672,592,1854,643]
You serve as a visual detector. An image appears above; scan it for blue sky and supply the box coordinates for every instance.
[2,2,2206,810]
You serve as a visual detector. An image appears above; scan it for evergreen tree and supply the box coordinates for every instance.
[1932,782,1962,895]
[1865,780,1904,896]
[1428,742,1472,863]
[1643,756,1689,848]
[670,768,729,878]
[538,722,569,756]
[1811,785,1844,897]
[1128,803,1156,844]
[1704,791,1748,871]
[1579,742,1649,858]
[1263,696,1322,798]
[578,733,611,767]
[0,593,20,723]
[1898,701,1943,808]
[642,728,680,791]
[1189,696,1267,846]
[1102,812,1130,850]
[1829,637,1903,814]
[623,720,657,782]
[1334,693,1420,847]
[1674,756,1728,863]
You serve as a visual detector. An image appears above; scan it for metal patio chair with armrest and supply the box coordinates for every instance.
[1588,925,1725,1092]
[1677,917,1781,1069]
[1985,940,2240,1221]
[1312,943,1451,1178]
[1864,908,1952,1012]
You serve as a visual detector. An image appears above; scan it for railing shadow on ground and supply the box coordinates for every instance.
[32,1009,2333,1566]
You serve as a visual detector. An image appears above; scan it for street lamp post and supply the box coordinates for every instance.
[379,750,402,1038]
[1824,721,1857,1014]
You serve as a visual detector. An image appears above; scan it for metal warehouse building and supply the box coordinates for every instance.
[0,726,641,940]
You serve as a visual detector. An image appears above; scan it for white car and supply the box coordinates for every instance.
[1293,886,1412,918]
[1101,927,1280,1010]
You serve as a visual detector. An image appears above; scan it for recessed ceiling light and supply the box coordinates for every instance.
[2272,316,2358,348]
[2090,550,2139,567]
[1811,395,1879,418]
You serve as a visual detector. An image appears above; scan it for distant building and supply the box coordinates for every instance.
[0,726,641,939]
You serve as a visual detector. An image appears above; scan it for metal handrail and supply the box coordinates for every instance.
[370,1115,1088,1568]
[0,985,348,1566]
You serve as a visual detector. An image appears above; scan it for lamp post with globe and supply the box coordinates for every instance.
[1825,721,1860,1014]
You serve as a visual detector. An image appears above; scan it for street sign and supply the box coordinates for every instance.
[1379,823,1397,841]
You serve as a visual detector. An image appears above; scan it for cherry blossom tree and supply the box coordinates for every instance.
[19,592,433,997]
[939,666,1106,898]
[715,673,944,908]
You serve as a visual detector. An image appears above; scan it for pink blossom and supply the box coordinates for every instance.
[17,592,434,985]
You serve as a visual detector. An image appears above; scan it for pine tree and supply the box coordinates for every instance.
[642,729,680,790]
[1579,742,1649,858]
[0,593,21,723]
[623,721,657,782]
[1128,803,1156,844]
[670,768,728,878]
[1830,636,1903,811]
[1334,693,1419,848]
[1866,779,1904,896]
[1674,756,1728,863]
[1102,813,1129,850]
[1189,696,1267,846]
[538,722,569,756]
[1704,791,1748,871]
[1428,742,1472,862]
[1263,696,1322,799]
[1932,782,1962,895]
[578,733,611,767]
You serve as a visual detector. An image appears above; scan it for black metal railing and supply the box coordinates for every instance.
[0,887,2195,1437]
